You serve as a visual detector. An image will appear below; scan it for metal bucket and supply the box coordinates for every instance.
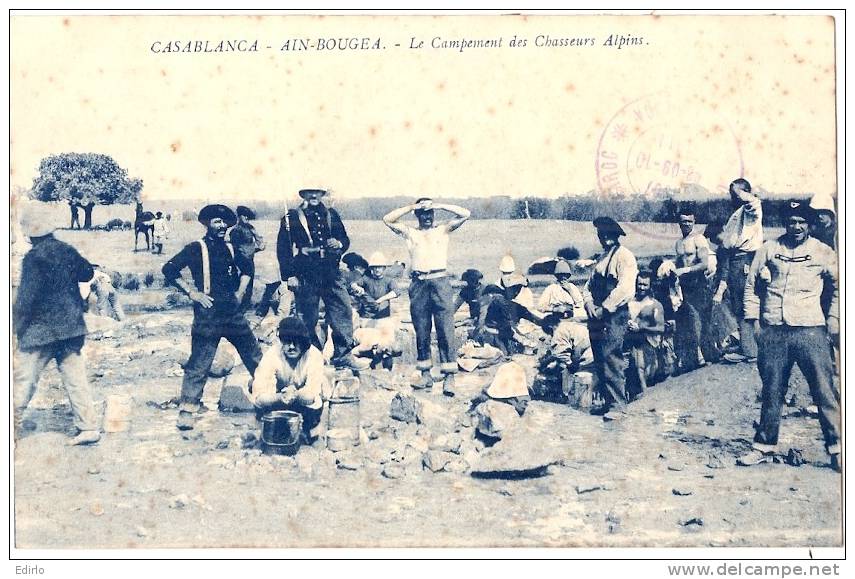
[260,410,303,456]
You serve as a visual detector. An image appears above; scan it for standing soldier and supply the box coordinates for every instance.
[229,205,265,311]
[715,178,763,364]
[673,203,712,371]
[277,189,355,367]
[151,211,169,255]
[69,199,81,230]
[738,201,840,472]
[383,198,471,396]
[162,204,263,431]
[583,217,638,417]
[13,206,100,445]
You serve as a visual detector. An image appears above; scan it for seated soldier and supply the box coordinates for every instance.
[341,252,369,296]
[351,252,402,369]
[537,259,587,319]
[251,317,330,443]
[473,275,545,356]
[625,271,666,400]
[454,268,485,324]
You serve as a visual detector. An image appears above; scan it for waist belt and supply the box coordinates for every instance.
[299,247,328,258]
[732,250,755,258]
[411,269,448,281]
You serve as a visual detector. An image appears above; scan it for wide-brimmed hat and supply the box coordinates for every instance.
[782,200,816,223]
[486,362,530,399]
[553,260,573,275]
[593,216,626,237]
[367,251,391,267]
[298,189,328,200]
[198,204,237,227]
[236,205,256,219]
[19,204,56,238]
[809,193,836,216]
[277,316,312,346]
[342,252,369,270]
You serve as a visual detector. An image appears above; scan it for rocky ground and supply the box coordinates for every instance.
[14,308,842,549]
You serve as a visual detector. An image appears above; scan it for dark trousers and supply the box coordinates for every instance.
[754,325,840,454]
[727,251,757,358]
[674,300,704,371]
[180,325,262,408]
[408,277,457,373]
[589,307,630,408]
[295,273,354,360]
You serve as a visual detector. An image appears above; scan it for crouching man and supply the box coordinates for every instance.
[739,201,841,472]
[251,317,331,443]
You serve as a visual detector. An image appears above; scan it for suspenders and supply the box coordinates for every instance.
[196,239,234,295]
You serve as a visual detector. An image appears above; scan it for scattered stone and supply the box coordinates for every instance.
[381,463,406,479]
[703,474,715,479]
[168,494,190,509]
[789,486,799,492]
[445,458,469,474]
[605,510,621,533]
[216,440,230,450]
[472,400,521,440]
[241,432,258,449]
[209,350,236,377]
[429,434,463,454]
[89,503,105,516]
[335,452,363,471]
[422,450,454,473]
[135,526,149,538]
[389,393,420,424]
[416,399,454,430]
[672,488,694,496]
[576,484,609,494]
[706,455,726,469]
[667,464,684,472]
[87,466,101,475]
[679,517,704,527]
[218,384,255,413]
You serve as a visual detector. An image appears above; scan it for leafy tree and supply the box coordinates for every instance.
[29,153,143,229]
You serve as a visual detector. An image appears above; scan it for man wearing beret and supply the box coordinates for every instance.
[583,216,639,417]
[163,204,263,431]
[228,205,265,311]
[277,189,355,367]
[13,205,101,445]
[739,201,841,472]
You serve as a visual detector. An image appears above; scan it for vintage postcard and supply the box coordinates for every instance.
[8,10,844,557]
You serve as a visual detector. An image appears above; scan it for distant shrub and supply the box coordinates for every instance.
[181,209,198,222]
[106,218,125,231]
[122,273,141,291]
[110,271,123,289]
[143,271,156,287]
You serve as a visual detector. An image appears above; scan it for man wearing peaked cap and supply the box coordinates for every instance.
[277,188,355,368]
[584,216,638,417]
[739,199,841,472]
[163,203,262,431]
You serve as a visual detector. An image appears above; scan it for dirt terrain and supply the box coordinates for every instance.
[14,304,842,549]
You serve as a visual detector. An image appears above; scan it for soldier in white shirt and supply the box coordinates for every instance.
[715,178,762,363]
[383,198,471,396]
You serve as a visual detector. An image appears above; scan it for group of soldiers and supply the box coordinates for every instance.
[12,182,841,471]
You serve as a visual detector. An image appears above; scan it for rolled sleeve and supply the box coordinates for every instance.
[251,346,281,401]
[602,248,638,313]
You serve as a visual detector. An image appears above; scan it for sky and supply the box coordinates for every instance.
[10,13,838,201]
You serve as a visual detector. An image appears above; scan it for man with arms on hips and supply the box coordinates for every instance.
[162,204,263,431]
[738,201,841,472]
[383,197,471,396]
